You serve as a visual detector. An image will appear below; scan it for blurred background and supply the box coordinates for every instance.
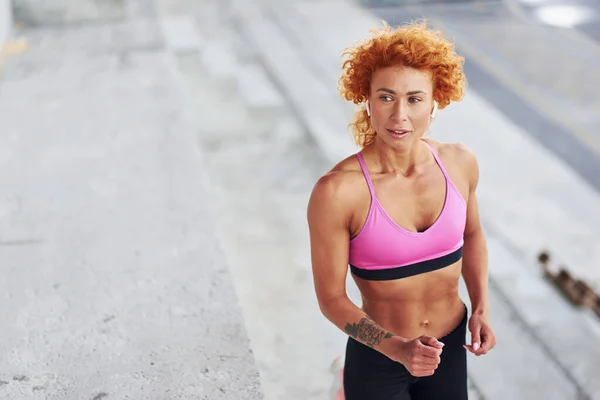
[1,0,599,399]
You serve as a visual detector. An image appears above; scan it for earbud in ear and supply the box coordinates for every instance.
[431,100,438,119]
[366,100,371,117]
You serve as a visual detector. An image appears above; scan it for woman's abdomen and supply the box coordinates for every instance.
[354,260,465,340]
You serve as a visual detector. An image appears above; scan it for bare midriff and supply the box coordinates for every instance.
[354,260,466,340]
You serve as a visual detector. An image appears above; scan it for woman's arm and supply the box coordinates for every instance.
[462,153,488,317]
[460,149,496,355]
[307,172,443,374]
[307,172,396,349]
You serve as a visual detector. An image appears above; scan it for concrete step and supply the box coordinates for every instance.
[236,63,284,124]
[160,13,245,140]
[197,37,285,133]
[160,15,204,54]
[268,1,372,116]
[199,39,239,93]
[435,89,600,398]
[232,1,600,398]
[160,11,282,135]
[232,1,359,163]
[12,0,125,27]
[433,89,600,399]
[459,273,580,399]
[0,16,263,398]
[484,237,600,399]
[458,237,600,399]
[172,51,254,144]
[0,0,11,52]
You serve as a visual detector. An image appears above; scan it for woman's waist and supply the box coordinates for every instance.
[361,296,466,340]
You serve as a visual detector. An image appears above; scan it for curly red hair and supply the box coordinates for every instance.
[338,20,466,147]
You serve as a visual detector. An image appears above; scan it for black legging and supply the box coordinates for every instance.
[343,307,468,400]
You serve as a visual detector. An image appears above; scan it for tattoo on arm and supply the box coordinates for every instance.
[344,316,394,348]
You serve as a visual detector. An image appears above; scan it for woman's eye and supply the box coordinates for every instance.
[408,97,421,103]
[379,95,393,101]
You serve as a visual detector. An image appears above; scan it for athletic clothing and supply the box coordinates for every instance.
[348,142,467,281]
[343,305,469,400]
[343,142,470,399]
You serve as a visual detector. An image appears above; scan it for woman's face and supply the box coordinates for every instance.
[368,65,435,148]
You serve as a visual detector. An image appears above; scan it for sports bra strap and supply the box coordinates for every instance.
[356,152,376,197]
[358,143,449,192]
[422,141,450,179]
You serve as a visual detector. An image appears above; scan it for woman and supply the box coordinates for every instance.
[307,21,496,399]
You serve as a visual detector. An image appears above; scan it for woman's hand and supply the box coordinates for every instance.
[384,335,444,377]
[464,313,496,356]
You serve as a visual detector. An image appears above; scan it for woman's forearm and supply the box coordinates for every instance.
[319,296,407,354]
[462,227,489,315]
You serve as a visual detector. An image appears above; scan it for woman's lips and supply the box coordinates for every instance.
[386,129,411,139]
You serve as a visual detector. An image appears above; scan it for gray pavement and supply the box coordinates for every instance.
[0,1,262,399]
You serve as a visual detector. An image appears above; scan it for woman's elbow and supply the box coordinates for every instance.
[317,293,347,318]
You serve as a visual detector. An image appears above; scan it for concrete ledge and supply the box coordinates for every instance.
[236,64,284,126]
[200,41,240,93]
[160,15,205,54]
[233,1,359,163]
[0,22,263,399]
[237,64,282,110]
[0,0,12,51]
[462,235,599,398]
[11,0,125,26]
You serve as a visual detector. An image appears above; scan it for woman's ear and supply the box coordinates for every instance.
[431,100,438,119]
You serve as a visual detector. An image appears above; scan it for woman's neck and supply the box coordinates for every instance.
[365,139,431,177]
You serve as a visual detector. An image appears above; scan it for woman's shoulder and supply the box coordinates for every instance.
[309,153,367,205]
[314,152,364,186]
[424,138,479,185]
[423,139,478,167]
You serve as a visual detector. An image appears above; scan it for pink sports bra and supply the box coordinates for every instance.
[348,142,467,281]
